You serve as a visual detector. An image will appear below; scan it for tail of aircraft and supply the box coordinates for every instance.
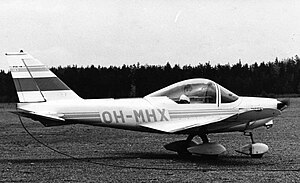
[6,50,82,103]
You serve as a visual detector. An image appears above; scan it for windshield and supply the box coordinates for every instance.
[219,85,238,103]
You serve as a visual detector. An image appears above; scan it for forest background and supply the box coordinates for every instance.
[1,56,300,102]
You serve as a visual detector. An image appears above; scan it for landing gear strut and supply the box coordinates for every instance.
[244,131,255,144]
[199,134,209,143]
[236,131,269,158]
[185,133,210,144]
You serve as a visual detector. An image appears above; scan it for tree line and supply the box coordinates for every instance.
[1,56,300,102]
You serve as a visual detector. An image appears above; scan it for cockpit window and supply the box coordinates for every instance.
[147,79,239,105]
[154,82,217,104]
[220,85,238,103]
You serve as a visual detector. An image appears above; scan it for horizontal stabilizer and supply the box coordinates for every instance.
[9,110,65,122]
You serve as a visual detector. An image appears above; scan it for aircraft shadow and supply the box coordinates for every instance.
[115,151,267,166]
[0,151,267,168]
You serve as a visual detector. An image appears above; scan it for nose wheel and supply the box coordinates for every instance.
[236,131,269,158]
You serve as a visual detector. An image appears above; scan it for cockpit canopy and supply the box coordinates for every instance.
[148,79,238,104]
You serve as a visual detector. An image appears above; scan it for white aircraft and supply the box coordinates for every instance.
[6,51,288,158]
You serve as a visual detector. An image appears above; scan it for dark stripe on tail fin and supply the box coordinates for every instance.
[13,78,40,92]
[13,77,71,92]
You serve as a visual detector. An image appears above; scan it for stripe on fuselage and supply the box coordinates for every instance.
[63,109,170,124]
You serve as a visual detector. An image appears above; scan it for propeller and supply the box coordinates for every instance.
[277,99,290,111]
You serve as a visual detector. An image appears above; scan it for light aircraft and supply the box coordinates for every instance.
[6,51,288,158]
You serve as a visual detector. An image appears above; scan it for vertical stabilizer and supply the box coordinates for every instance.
[6,51,82,102]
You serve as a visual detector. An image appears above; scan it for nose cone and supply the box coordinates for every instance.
[277,99,290,111]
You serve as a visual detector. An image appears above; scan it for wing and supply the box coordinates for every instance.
[139,108,281,133]
[140,113,236,133]
[205,108,281,132]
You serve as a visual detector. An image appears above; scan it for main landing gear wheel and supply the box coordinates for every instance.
[235,131,269,158]
[164,134,226,157]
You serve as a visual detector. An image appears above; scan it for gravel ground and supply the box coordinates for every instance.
[0,98,299,182]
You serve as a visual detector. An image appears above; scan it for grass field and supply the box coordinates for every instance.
[0,99,299,182]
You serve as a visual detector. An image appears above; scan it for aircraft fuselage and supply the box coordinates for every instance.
[17,96,280,134]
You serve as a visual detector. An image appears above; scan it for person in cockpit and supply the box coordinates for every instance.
[178,84,192,104]
[178,94,190,104]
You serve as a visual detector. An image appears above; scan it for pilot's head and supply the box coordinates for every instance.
[183,84,192,95]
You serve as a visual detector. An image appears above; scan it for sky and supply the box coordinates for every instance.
[1,0,300,71]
